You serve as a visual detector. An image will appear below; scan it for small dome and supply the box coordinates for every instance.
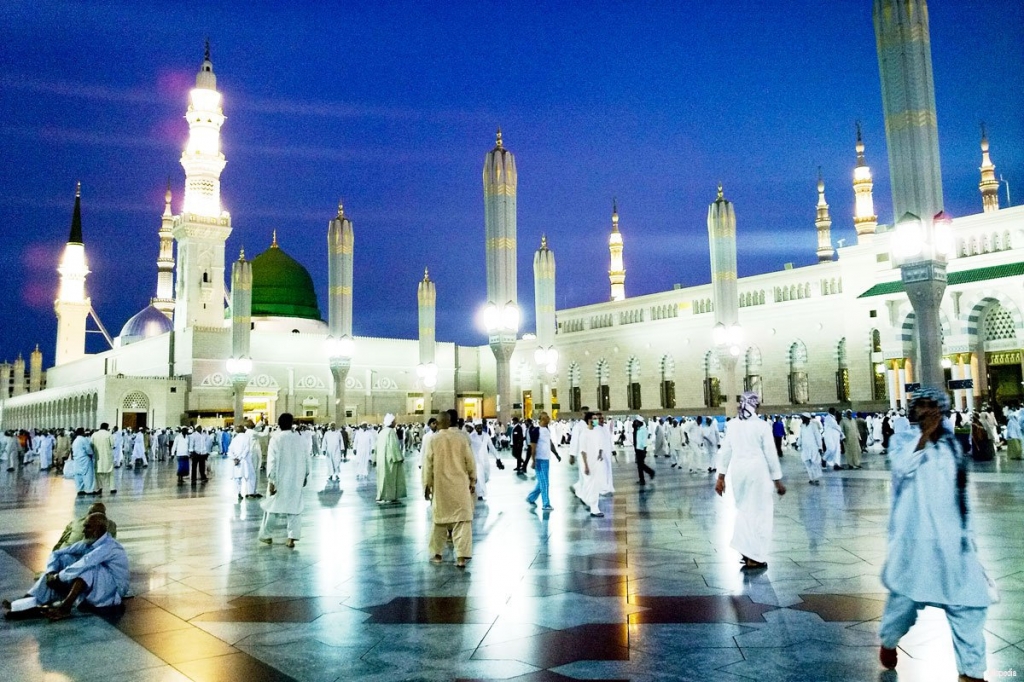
[119,305,173,346]
[250,242,322,321]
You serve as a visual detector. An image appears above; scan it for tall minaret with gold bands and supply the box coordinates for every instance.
[55,182,91,367]
[483,128,518,424]
[417,268,436,370]
[608,200,625,301]
[815,170,834,262]
[154,182,176,318]
[874,0,944,222]
[852,123,877,242]
[979,124,1000,213]
[327,201,354,341]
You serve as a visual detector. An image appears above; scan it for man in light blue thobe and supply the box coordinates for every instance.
[71,428,96,495]
[4,513,129,620]
[878,387,991,682]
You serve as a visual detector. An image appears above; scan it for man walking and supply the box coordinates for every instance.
[632,418,655,486]
[526,411,559,510]
[424,410,476,568]
[259,413,311,549]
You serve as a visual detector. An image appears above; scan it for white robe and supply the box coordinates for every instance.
[261,430,311,516]
[797,421,823,481]
[131,433,148,465]
[229,430,257,496]
[600,424,615,494]
[717,417,783,563]
[469,431,497,499]
[575,426,607,514]
[322,430,343,478]
[28,533,129,609]
[822,415,843,466]
[353,429,375,479]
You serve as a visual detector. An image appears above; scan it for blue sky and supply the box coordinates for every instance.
[1,0,1021,362]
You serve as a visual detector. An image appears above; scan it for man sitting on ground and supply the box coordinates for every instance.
[3,513,129,621]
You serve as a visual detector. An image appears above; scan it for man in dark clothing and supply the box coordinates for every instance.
[772,416,786,457]
[511,417,526,474]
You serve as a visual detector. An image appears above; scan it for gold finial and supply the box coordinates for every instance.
[540,234,548,249]
[717,183,724,200]
[495,127,503,149]
[238,247,246,261]
[980,121,989,151]
[856,120,862,143]
[271,229,278,248]
[337,199,344,218]
[818,166,825,192]
[165,178,172,205]
[34,344,39,352]
[204,37,211,62]
[75,181,81,198]
[423,267,430,281]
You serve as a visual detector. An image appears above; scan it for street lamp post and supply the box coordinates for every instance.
[712,322,743,418]
[326,335,354,426]
[225,357,253,425]
[483,301,519,425]
[891,212,951,389]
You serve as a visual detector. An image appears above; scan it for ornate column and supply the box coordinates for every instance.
[327,202,355,425]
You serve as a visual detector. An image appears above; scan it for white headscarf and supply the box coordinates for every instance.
[383,413,396,428]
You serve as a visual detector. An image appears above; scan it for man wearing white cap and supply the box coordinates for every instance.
[375,414,407,504]
[322,423,344,482]
[353,423,375,481]
[714,392,786,569]
[797,413,823,485]
[470,421,500,500]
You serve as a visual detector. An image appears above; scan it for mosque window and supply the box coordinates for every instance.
[122,391,150,411]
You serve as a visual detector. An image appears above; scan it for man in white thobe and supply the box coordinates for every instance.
[822,409,843,470]
[469,422,499,500]
[229,424,258,501]
[667,419,684,469]
[796,413,823,484]
[574,412,606,517]
[36,430,56,471]
[353,423,375,480]
[878,388,991,681]
[714,392,786,569]
[111,428,124,468]
[701,416,721,472]
[322,423,344,482]
[599,415,615,495]
[259,414,311,548]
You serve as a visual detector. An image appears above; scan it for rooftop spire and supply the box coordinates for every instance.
[238,247,246,261]
[611,198,619,232]
[271,229,278,248]
[204,37,211,63]
[495,127,503,149]
[716,183,725,201]
[540,234,548,250]
[68,182,83,244]
[979,121,999,213]
[855,121,866,165]
[423,267,430,281]
[337,199,344,219]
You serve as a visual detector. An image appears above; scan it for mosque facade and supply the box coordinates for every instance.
[0,0,1022,429]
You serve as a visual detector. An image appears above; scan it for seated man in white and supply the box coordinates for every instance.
[3,512,129,621]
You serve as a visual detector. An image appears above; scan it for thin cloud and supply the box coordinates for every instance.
[0,125,173,150]
[0,75,160,104]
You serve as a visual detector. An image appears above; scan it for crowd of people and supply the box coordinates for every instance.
[2,396,1014,681]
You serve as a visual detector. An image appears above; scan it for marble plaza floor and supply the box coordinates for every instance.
[1,444,1023,682]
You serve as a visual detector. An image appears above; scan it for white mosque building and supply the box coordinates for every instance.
[1,0,1021,430]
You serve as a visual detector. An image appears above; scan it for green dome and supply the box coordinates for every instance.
[250,242,322,321]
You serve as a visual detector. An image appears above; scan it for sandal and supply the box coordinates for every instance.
[455,558,467,569]
[430,555,443,564]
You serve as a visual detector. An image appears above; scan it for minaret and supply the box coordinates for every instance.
[327,201,354,424]
[483,129,519,424]
[816,170,835,262]
[12,355,26,397]
[172,41,232,331]
[154,182,176,318]
[533,235,557,416]
[979,124,1000,212]
[708,184,740,416]
[418,268,437,419]
[230,250,252,360]
[608,200,626,301]
[874,0,944,222]
[55,182,92,366]
[29,345,43,393]
[0,363,10,399]
[228,249,252,424]
[852,123,878,242]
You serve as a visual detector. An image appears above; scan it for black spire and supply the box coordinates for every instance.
[204,37,211,62]
[68,182,83,244]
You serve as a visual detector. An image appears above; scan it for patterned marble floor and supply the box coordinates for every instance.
[1,444,1022,682]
